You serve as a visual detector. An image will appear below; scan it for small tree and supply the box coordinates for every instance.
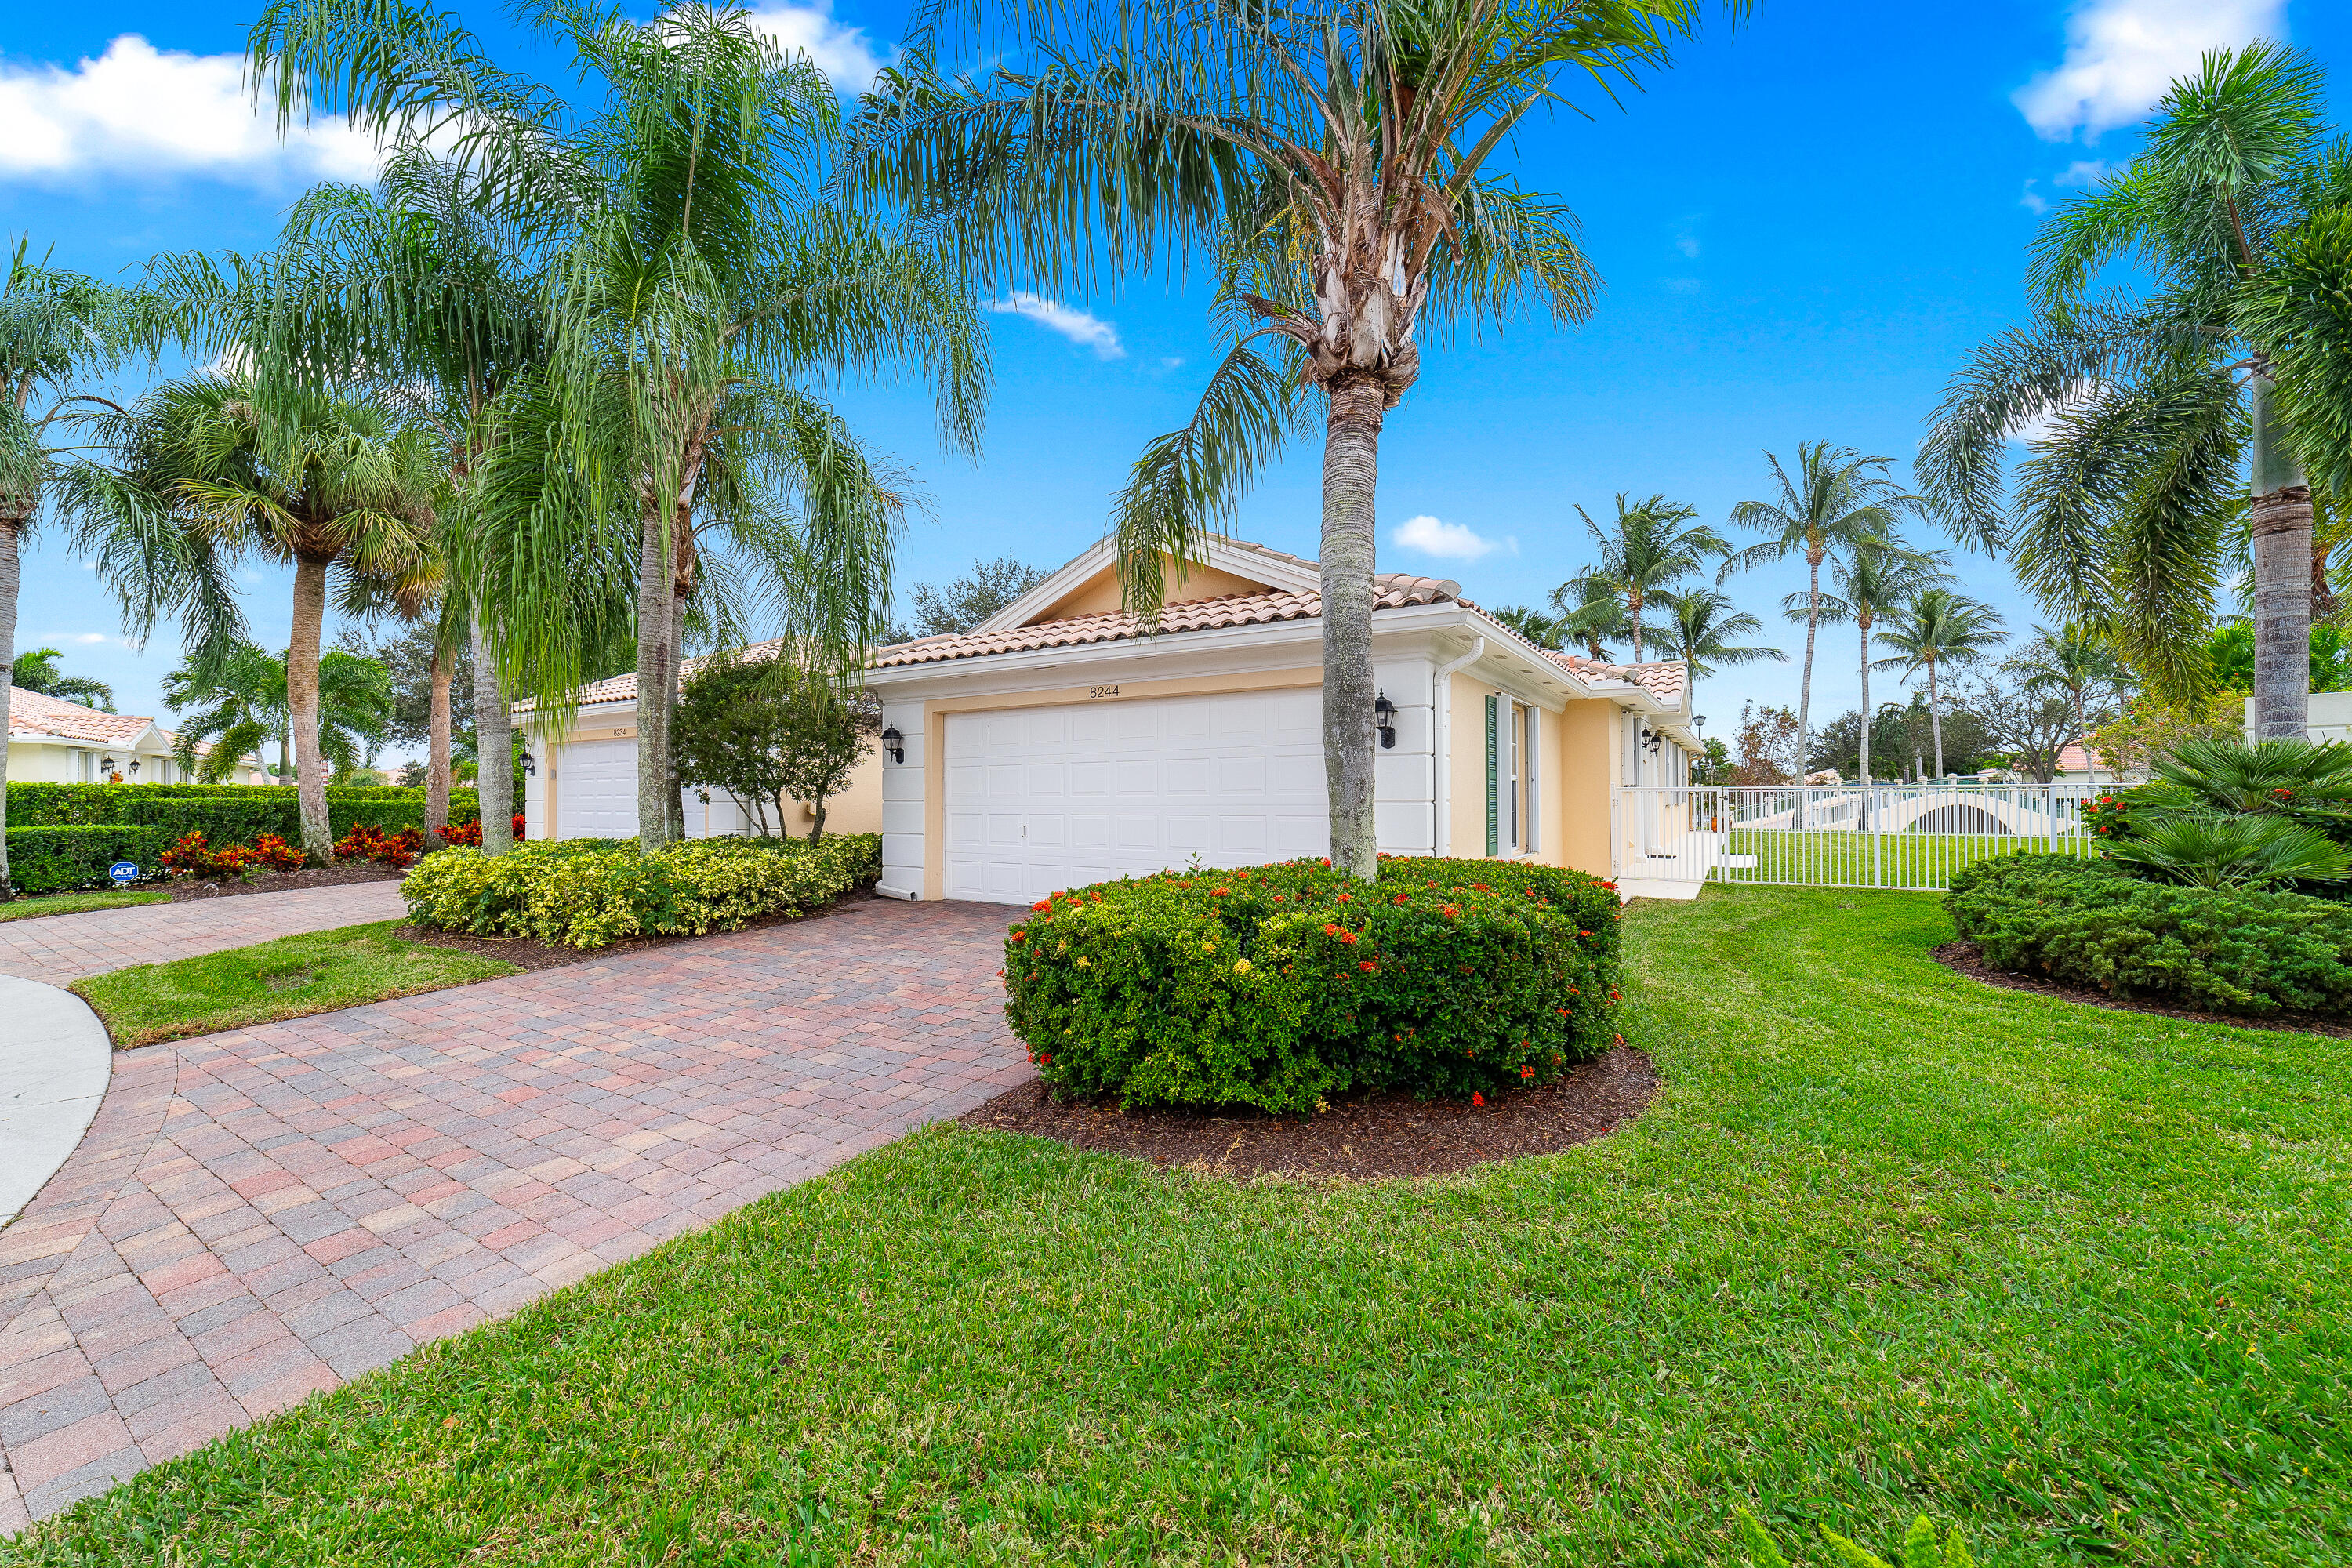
[775,682,874,841]
[1730,702,1802,786]
[674,653,800,839]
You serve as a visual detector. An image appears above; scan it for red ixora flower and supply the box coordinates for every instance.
[1031,899,1051,913]
[1336,891,1353,902]
[1211,887,1231,897]
[1011,931,1027,942]
[1392,892,1410,905]
[1608,989,1622,1001]
[1322,922,1341,937]
[1358,960,1377,972]
[1472,1092,1486,1107]
[1520,1065,1536,1080]
[1340,931,1359,946]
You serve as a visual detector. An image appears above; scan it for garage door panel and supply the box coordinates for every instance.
[1028,815,1067,848]
[1217,756,1268,794]
[1274,755,1322,794]
[1163,813,1212,850]
[1114,760,1159,794]
[1069,761,1113,798]
[1116,814,1162,850]
[1069,814,1112,848]
[1163,759,1211,795]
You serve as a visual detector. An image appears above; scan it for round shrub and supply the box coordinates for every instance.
[1004,855,1624,1112]
[1947,852,2352,1015]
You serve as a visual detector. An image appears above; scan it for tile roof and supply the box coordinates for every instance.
[873,575,1463,668]
[1544,651,1689,707]
[6,687,158,746]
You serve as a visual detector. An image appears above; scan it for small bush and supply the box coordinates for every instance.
[247,833,307,873]
[1947,853,2352,1015]
[437,814,525,848]
[402,833,881,948]
[5,782,481,829]
[335,823,428,869]
[1004,855,1624,1112]
[4,826,178,895]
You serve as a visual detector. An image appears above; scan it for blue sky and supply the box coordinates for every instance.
[5,0,2347,761]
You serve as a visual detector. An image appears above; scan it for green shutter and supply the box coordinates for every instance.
[1484,694,1501,857]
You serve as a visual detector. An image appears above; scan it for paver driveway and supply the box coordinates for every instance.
[0,898,1028,1530]
[0,882,412,985]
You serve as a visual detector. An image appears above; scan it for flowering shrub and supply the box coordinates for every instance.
[1004,855,1623,1112]
[437,813,526,848]
[401,832,880,948]
[334,823,429,869]
[1947,853,2352,1015]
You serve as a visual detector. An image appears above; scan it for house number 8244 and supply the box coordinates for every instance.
[1087,684,1120,699]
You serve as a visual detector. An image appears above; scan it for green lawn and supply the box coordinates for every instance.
[70,920,519,1047]
[12,889,2348,1565]
[1717,829,2097,890]
[0,887,170,922]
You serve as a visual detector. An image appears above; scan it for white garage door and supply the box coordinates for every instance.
[554,738,637,839]
[944,688,1327,904]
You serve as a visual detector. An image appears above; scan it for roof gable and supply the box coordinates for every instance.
[974,537,1323,635]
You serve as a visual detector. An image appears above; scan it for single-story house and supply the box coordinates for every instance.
[5,687,267,786]
[520,537,1701,901]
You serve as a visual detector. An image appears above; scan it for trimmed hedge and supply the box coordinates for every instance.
[401,833,882,949]
[6,782,481,829]
[5,826,180,895]
[1947,852,2352,1016]
[1004,855,1624,1112]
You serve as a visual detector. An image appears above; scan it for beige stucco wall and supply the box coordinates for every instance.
[1552,699,1619,879]
[1447,670,1490,857]
[784,741,882,834]
[1029,554,1275,623]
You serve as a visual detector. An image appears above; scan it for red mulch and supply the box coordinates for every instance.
[1932,938,2352,1038]
[959,1047,1659,1180]
[167,866,406,901]
[394,889,887,973]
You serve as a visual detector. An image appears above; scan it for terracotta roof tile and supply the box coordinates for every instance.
[7,687,157,746]
[1538,651,1688,707]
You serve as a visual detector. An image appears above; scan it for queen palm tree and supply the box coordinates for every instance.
[1873,588,2008,779]
[1575,494,1730,662]
[1547,568,1633,660]
[0,243,169,891]
[2007,625,2128,785]
[62,376,440,860]
[852,0,1723,877]
[11,648,116,711]
[1655,589,1783,734]
[1808,536,1947,786]
[1728,444,1919,820]
[251,1,989,851]
[1922,42,2351,735]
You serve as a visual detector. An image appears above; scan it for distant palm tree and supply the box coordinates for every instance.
[2008,625,2128,785]
[1489,605,1569,652]
[1874,589,2009,778]
[1730,444,1920,819]
[11,648,115,712]
[1546,569,1633,661]
[164,640,392,783]
[1808,537,1948,786]
[1576,495,1731,662]
[1655,590,1784,731]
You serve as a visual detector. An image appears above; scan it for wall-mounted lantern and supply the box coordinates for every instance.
[881,724,906,764]
[521,748,537,779]
[1373,692,1396,750]
[1639,725,1662,756]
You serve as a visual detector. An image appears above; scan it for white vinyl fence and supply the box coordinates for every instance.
[1617,782,2108,892]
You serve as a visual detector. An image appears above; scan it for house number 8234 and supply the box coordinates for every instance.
[1087,684,1120,699]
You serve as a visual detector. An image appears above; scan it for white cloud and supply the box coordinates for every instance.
[2013,0,2284,141]
[0,35,379,185]
[2020,180,2052,215]
[1393,514,1514,561]
[744,1,888,93]
[982,292,1125,359]
[34,632,112,645]
[2055,158,2112,187]
[2008,378,2108,445]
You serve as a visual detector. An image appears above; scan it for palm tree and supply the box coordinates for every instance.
[1655,590,1783,731]
[1872,589,2008,778]
[164,641,284,783]
[1489,605,1567,651]
[851,0,1721,877]
[0,242,169,891]
[1808,537,1948,786]
[1575,495,1730,662]
[63,376,440,861]
[2008,625,2128,785]
[1922,42,2347,735]
[11,648,116,711]
[1728,444,1919,819]
[251,2,989,852]
[1546,569,1633,660]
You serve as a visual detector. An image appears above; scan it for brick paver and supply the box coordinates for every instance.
[0,883,413,986]
[0,898,1027,1529]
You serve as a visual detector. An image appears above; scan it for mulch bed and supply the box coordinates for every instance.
[1932,938,2352,1038]
[959,1046,1660,1181]
[167,866,406,901]
[394,889,888,974]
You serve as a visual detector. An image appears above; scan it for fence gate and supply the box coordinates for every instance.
[1615,782,2106,893]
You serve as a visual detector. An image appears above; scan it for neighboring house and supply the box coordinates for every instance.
[520,538,1701,905]
[5,687,267,786]
[2245,690,2352,746]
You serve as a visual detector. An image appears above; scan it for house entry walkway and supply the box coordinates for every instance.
[0,898,1029,1531]
[0,882,412,986]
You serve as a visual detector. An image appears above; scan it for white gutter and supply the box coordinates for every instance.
[1430,637,1486,856]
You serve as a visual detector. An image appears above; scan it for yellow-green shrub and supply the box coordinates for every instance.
[401,833,880,948]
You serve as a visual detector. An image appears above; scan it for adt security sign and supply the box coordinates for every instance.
[108,861,140,886]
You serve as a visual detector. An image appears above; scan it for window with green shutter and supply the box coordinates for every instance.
[1484,693,1500,856]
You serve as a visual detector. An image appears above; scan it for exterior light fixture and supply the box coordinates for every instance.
[521,748,537,778]
[1373,692,1396,750]
[881,724,906,764]
[1639,726,1662,756]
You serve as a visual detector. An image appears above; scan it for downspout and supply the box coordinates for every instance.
[1430,637,1487,856]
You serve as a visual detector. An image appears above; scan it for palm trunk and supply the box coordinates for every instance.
[1927,659,1945,778]
[2250,368,2314,742]
[1319,380,1384,879]
[426,645,453,848]
[1857,617,1872,787]
[666,586,688,843]
[1628,592,1642,663]
[2076,691,2095,786]
[0,515,20,892]
[634,506,674,851]
[470,610,514,855]
[1794,555,1820,823]
[288,555,333,863]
